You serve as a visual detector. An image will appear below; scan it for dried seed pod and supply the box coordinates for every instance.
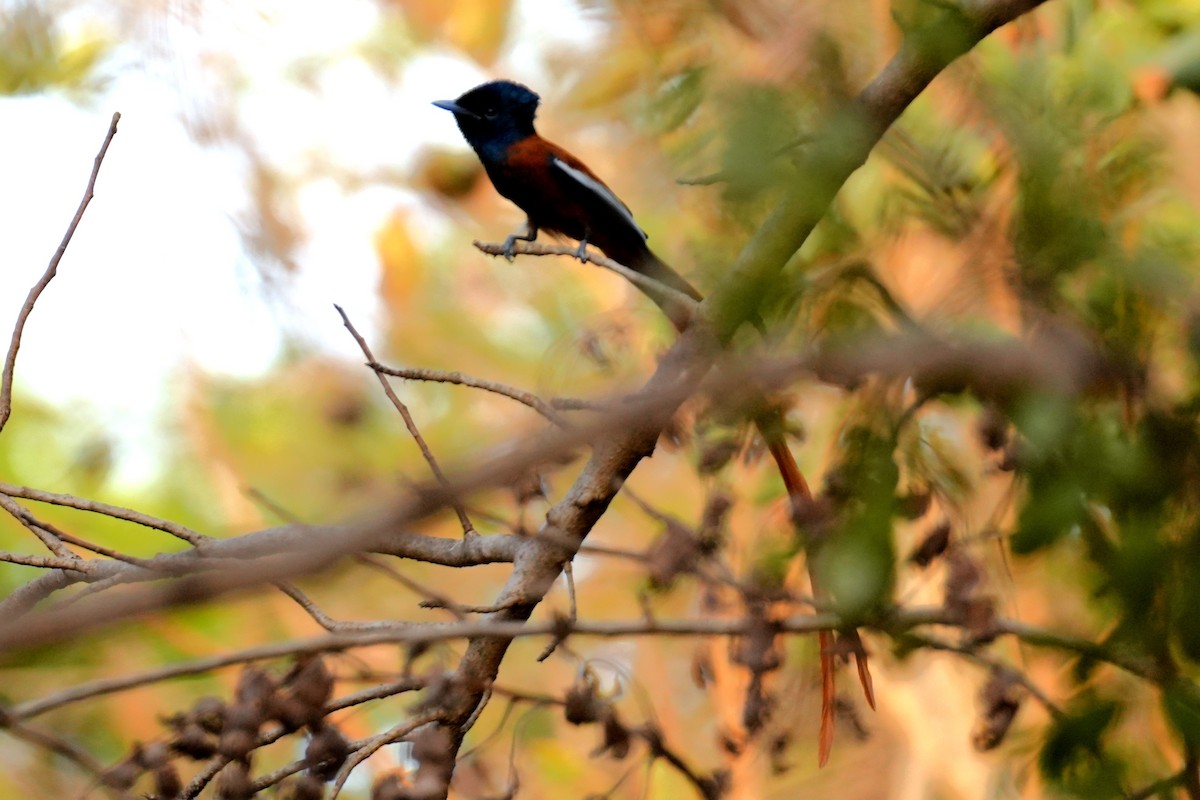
[135,741,169,770]
[416,670,459,711]
[733,614,781,673]
[690,647,712,689]
[696,491,732,554]
[170,722,217,760]
[909,521,952,568]
[769,732,792,775]
[289,657,334,714]
[224,704,262,734]
[964,595,999,644]
[305,724,350,781]
[152,763,182,799]
[511,469,548,506]
[371,773,407,800]
[235,666,278,711]
[742,678,772,734]
[646,521,700,590]
[563,671,603,725]
[973,668,1022,750]
[407,727,454,797]
[218,728,257,761]
[291,774,327,800]
[101,758,140,791]
[897,488,932,520]
[193,696,227,734]
[944,551,998,641]
[269,693,315,732]
[592,710,631,759]
[697,436,741,474]
[978,404,1009,451]
[789,494,833,540]
[217,760,255,800]
[944,551,984,614]
[835,695,871,741]
[717,727,743,756]
[706,770,731,799]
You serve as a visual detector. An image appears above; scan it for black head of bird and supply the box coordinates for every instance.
[433,80,540,159]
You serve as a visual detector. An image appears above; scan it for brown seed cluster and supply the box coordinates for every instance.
[102,656,345,799]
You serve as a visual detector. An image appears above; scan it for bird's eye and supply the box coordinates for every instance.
[482,107,499,119]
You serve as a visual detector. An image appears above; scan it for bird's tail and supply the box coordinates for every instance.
[628,249,702,302]
[606,244,702,331]
[610,237,876,767]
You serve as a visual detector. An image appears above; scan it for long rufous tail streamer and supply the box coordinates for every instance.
[764,419,874,766]
[549,244,875,767]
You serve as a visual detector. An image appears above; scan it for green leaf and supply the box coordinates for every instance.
[1162,679,1200,749]
[1039,697,1122,793]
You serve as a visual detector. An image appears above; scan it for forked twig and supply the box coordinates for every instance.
[335,304,478,537]
[368,363,570,427]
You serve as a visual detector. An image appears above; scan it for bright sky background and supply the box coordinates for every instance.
[0,0,605,484]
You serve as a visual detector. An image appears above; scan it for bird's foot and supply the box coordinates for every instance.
[574,240,590,263]
[501,235,519,262]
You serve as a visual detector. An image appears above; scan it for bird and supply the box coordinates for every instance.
[433,80,701,325]
[436,80,874,766]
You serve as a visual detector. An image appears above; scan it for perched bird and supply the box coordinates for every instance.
[433,80,701,323]
[437,80,873,767]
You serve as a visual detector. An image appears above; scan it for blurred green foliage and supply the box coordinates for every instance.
[0,2,108,98]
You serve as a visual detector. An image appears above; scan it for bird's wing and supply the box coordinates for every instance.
[549,154,648,241]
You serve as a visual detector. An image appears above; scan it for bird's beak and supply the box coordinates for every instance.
[432,99,479,119]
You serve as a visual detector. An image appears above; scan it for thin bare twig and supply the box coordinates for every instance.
[638,725,719,800]
[2,716,122,796]
[17,608,931,721]
[326,677,427,713]
[242,490,382,633]
[0,112,121,434]
[0,551,89,572]
[0,515,522,636]
[243,486,300,524]
[245,487,450,634]
[330,714,442,796]
[902,631,1063,718]
[0,481,207,545]
[353,554,470,620]
[335,304,478,537]
[0,492,77,559]
[422,598,524,615]
[275,581,405,633]
[458,696,522,761]
[472,240,701,316]
[2,505,168,578]
[179,755,228,800]
[536,562,576,662]
[550,396,608,411]
[369,363,570,427]
[14,649,429,725]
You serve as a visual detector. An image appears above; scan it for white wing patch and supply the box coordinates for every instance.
[551,157,648,240]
